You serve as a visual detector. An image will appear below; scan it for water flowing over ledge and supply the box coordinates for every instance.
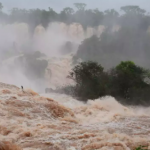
[0,82,150,150]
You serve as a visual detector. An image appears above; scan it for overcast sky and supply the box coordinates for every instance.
[1,0,150,12]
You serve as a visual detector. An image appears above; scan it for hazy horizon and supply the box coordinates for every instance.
[1,0,150,13]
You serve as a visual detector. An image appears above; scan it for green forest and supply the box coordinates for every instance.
[61,61,150,106]
[0,3,149,32]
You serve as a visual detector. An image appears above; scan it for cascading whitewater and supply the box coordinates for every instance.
[0,22,150,149]
[0,82,149,150]
[0,22,105,91]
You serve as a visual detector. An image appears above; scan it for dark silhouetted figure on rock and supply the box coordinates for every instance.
[21,86,24,92]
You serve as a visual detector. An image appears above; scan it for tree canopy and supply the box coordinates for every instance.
[63,61,150,106]
[0,2,150,31]
[69,61,108,100]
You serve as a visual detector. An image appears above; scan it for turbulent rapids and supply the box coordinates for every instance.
[0,23,150,150]
[0,83,150,150]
